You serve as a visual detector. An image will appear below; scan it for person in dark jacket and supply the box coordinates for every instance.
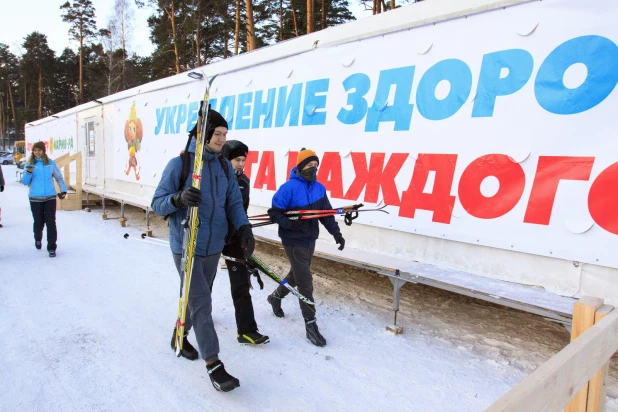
[151,108,255,393]
[0,163,4,228]
[220,140,269,346]
[266,148,345,347]
[21,141,67,257]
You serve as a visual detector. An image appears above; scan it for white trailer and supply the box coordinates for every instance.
[25,0,618,326]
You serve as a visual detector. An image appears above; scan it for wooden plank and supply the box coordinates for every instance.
[54,152,83,211]
[486,308,618,412]
[252,228,576,323]
[75,152,82,206]
[404,263,575,319]
[587,305,614,412]
[53,153,69,166]
[566,296,605,412]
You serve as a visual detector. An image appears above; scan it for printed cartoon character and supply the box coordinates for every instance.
[124,101,143,180]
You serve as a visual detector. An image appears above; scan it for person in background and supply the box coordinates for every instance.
[220,139,269,346]
[266,148,346,347]
[21,141,67,257]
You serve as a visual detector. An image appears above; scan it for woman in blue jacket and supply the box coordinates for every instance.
[21,141,67,257]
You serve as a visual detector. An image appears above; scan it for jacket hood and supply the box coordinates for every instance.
[187,136,217,160]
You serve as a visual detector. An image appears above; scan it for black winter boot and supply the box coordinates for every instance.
[305,318,326,347]
[35,241,42,250]
[237,331,270,345]
[267,291,284,318]
[207,360,240,392]
[171,328,199,360]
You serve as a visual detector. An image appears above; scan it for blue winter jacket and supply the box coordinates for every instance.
[21,157,67,200]
[268,167,341,248]
[151,139,249,257]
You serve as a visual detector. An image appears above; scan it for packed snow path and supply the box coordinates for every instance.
[0,165,597,411]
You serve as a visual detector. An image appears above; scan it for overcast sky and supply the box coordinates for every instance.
[0,1,372,58]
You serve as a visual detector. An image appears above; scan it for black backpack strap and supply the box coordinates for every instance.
[218,155,230,180]
[163,150,194,221]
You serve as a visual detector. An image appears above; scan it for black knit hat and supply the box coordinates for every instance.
[221,140,249,160]
[207,109,228,131]
[188,108,229,141]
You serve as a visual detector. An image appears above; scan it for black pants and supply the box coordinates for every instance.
[221,242,258,335]
[276,243,316,321]
[30,199,57,251]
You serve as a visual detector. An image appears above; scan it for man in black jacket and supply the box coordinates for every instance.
[220,140,269,345]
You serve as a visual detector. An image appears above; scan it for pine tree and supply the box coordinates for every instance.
[60,0,98,104]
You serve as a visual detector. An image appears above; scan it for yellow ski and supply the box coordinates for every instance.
[174,71,217,356]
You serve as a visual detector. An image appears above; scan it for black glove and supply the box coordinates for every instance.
[334,232,345,251]
[290,219,306,231]
[172,186,201,208]
[57,192,66,199]
[239,224,255,258]
[0,186,3,192]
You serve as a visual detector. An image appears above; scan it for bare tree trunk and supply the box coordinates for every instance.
[114,0,133,91]
[306,0,314,33]
[279,0,283,41]
[195,2,201,66]
[245,0,256,51]
[382,0,387,11]
[37,69,43,120]
[164,3,180,74]
[79,23,84,104]
[234,0,240,55]
[107,47,113,96]
[120,1,126,89]
[291,0,299,36]
[120,19,126,89]
[8,79,17,137]
[377,0,382,13]
[321,0,326,29]
[223,5,229,59]
[391,0,395,10]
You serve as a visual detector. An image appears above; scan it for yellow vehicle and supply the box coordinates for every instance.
[13,140,25,163]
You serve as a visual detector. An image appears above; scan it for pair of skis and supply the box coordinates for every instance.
[222,254,315,307]
[248,203,389,228]
[173,72,216,357]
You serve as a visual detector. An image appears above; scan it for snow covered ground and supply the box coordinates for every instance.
[1,164,616,411]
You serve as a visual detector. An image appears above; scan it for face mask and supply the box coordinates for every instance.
[300,166,317,182]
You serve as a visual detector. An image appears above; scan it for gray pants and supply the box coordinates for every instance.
[173,252,221,362]
[275,244,316,320]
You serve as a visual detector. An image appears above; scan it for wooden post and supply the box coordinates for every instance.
[587,305,613,412]
[54,152,83,211]
[486,303,618,412]
[565,296,604,412]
